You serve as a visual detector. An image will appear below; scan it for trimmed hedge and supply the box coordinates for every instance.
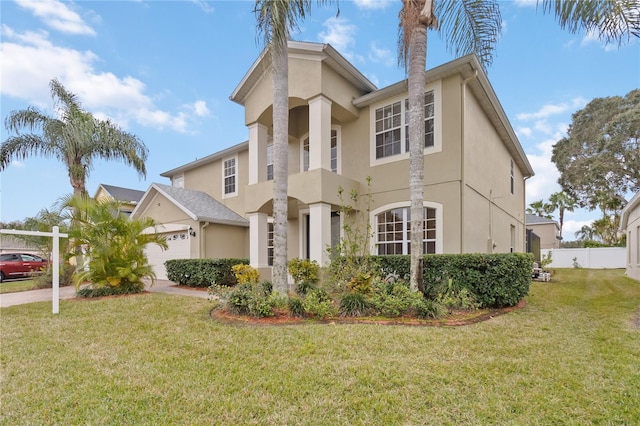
[372,253,533,308]
[164,258,249,287]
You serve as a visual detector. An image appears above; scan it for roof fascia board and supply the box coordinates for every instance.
[160,141,248,177]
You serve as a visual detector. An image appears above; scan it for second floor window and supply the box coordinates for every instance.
[510,160,515,195]
[374,90,435,160]
[267,144,274,181]
[223,157,236,196]
[331,129,338,173]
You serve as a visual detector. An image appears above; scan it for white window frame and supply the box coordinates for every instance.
[369,201,443,255]
[369,81,442,167]
[510,160,515,195]
[301,135,310,172]
[222,155,237,198]
[331,125,341,174]
[266,143,274,181]
[172,174,184,188]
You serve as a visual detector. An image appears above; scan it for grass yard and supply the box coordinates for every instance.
[1,269,639,424]
[0,279,35,294]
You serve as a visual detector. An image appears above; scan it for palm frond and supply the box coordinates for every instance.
[435,0,502,70]
[541,0,640,46]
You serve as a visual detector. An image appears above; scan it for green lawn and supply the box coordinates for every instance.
[0,279,35,294]
[1,269,639,424]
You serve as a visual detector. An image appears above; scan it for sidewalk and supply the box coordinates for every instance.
[0,279,210,308]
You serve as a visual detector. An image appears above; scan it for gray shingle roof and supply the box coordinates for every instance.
[100,184,145,203]
[525,214,558,226]
[153,183,248,226]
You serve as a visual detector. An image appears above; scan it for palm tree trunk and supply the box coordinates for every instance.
[408,22,427,293]
[271,37,290,295]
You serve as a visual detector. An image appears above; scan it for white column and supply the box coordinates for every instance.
[308,96,332,171]
[248,122,268,184]
[248,213,269,268]
[309,203,332,266]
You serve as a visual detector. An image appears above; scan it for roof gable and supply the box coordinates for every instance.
[132,183,248,227]
[96,184,145,204]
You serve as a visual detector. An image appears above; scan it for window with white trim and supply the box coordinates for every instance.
[331,128,338,173]
[375,90,435,160]
[510,160,515,195]
[301,136,310,172]
[266,144,274,181]
[267,221,274,266]
[223,157,236,197]
[376,206,437,255]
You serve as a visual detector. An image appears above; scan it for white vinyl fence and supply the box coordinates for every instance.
[543,247,626,269]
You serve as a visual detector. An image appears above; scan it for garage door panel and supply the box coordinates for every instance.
[145,231,191,280]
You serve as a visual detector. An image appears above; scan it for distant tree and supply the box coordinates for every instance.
[22,208,69,263]
[574,224,595,241]
[1,78,148,197]
[527,200,553,218]
[548,191,578,240]
[552,89,640,209]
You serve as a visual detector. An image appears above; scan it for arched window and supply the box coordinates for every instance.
[372,204,441,255]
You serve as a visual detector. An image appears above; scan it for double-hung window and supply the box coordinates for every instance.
[372,87,439,165]
[266,144,274,181]
[223,156,237,197]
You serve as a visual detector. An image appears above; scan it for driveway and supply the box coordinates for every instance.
[0,279,210,308]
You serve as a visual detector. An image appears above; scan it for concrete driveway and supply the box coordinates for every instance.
[0,279,210,308]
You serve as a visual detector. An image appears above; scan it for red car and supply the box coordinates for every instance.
[0,253,48,282]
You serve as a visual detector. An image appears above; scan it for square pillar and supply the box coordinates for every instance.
[309,203,332,266]
[248,122,268,184]
[308,96,332,171]
[248,212,269,268]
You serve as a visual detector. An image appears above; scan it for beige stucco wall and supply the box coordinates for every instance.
[202,223,248,259]
[527,223,560,250]
[462,81,526,253]
[624,204,640,281]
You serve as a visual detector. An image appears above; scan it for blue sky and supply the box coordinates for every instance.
[1,0,638,240]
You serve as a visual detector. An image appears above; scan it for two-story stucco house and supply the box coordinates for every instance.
[132,41,534,280]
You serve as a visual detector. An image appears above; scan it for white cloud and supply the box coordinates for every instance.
[192,100,210,117]
[353,0,392,10]
[11,160,25,168]
[513,0,537,7]
[0,26,201,133]
[516,127,532,138]
[319,17,356,60]
[516,98,586,121]
[15,0,96,36]
[563,218,595,240]
[368,42,394,66]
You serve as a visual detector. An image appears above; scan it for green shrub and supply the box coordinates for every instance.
[76,283,143,298]
[370,253,532,308]
[32,263,75,289]
[287,295,306,317]
[165,258,248,287]
[339,292,369,317]
[302,289,336,319]
[211,280,282,318]
[287,258,320,285]
[414,298,447,319]
[369,283,419,317]
[436,278,480,311]
[232,264,260,285]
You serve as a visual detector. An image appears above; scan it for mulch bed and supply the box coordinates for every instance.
[210,299,527,327]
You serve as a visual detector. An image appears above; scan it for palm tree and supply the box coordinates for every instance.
[399,0,638,292]
[574,224,595,241]
[548,191,578,240]
[399,0,501,291]
[1,78,148,197]
[254,0,334,294]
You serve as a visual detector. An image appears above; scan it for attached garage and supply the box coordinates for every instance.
[144,225,192,280]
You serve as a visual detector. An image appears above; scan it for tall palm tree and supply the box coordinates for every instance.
[399,0,638,292]
[548,191,578,240]
[1,78,148,197]
[574,224,595,241]
[399,0,501,292]
[254,0,334,294]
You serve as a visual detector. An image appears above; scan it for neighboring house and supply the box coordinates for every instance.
[620,191,640,281]
[0,235,43,256]
[525,214,560,250]
[94,184,145,216]
[133,41,534,281]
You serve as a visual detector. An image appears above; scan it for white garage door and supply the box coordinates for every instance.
[145,230,191,280]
